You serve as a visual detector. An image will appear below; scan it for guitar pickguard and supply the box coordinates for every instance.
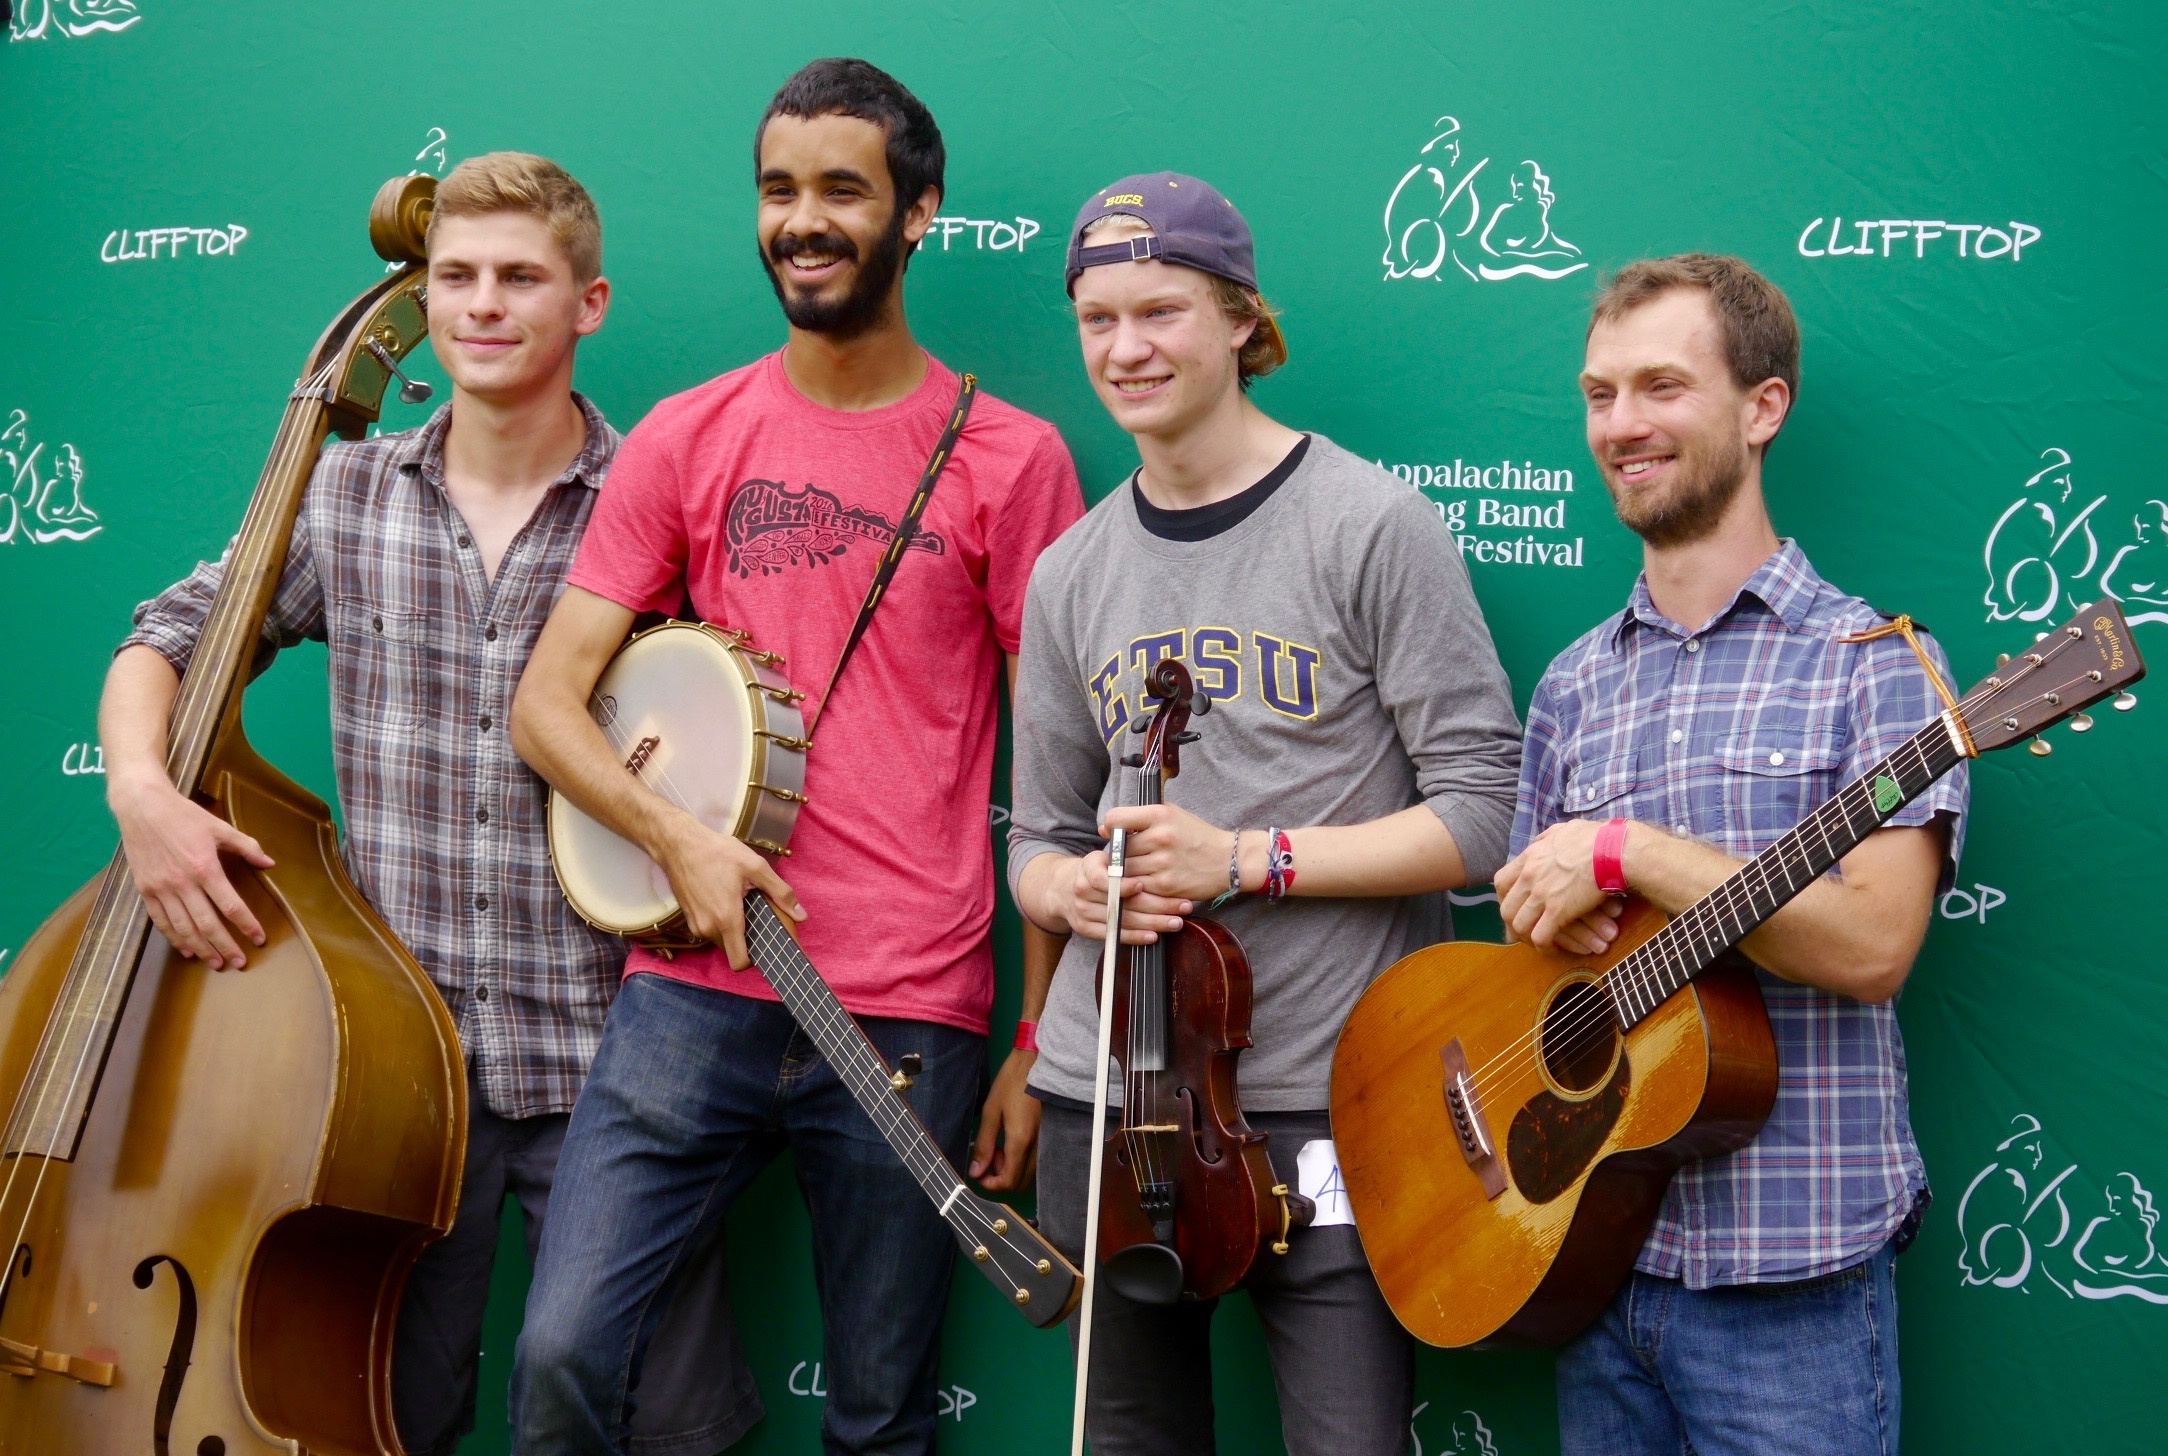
[1506,1053,1631,1204]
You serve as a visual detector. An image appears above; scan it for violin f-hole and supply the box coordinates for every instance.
[132,1253,199,1456]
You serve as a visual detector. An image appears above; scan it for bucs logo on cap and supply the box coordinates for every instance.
[1102,194,1145,206]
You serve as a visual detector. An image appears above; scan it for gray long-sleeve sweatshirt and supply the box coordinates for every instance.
[1006,435,1523,1110]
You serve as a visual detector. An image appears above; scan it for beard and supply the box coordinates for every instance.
[761,203,909,342]
[1603,424,1749,548]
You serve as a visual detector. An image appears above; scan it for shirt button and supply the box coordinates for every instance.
[474,894,489,911]
[1670,729,1684,744]
[478,714,493,731]
[1684,640,1700,654]
[1674,824,1690,836]
[484,624,498,642]
[475,984,490,1002]
[1769,751,1786,766]
[372,614,384,632]
[476,808,489,825]
[458,535,472,548]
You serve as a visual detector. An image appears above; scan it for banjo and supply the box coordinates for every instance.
[545,378,1079,1326]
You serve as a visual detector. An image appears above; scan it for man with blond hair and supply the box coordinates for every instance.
[1497,253,1968,1454]
[1008,174,1522,1455]
[101,152,754,1456]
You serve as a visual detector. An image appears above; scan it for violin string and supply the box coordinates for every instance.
[0,399,331,1302]
[1457,650,2068,1108]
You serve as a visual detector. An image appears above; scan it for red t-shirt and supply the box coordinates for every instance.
[566,351,1084,1032]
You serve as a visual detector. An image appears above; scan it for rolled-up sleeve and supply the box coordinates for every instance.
[120,505,327,678]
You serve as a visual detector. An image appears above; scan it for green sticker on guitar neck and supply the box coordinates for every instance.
[1872,774,1902,813]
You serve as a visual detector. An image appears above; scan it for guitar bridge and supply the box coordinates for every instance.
[1439,1037,1506,1200]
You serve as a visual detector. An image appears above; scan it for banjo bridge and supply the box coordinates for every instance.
[623,735,661,777]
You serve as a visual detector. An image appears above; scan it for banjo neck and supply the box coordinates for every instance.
[739,893,1079,1324]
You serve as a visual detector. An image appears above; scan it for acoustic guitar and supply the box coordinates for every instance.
[1329,600,2143,1348]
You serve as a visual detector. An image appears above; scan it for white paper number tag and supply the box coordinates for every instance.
[1296,1139,1354,1227]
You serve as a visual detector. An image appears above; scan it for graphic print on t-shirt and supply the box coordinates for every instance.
[725,476,948,577]
[1088,624,1325,741]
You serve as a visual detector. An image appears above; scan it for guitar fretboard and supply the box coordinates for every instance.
[1603,714,1965,1030]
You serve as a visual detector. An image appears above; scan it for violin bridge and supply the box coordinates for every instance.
[1439,1037,1507,1201]
[0,1336,115,1387]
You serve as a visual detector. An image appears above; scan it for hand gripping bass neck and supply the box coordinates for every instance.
[548,373,1079,1326]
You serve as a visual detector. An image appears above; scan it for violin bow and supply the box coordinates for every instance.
[1071,824,1127,1456]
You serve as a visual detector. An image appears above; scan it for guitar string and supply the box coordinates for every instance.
[1461,643,2086,1108]
[0,391,329,1305]
[586,680,1054,1290]
[1458,648,2075,1108]
[1463,724,1960,1105]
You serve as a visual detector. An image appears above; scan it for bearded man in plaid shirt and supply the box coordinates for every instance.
[1495,254,1968,1456]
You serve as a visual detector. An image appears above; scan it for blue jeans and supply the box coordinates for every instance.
[1556,1245,1901,1456]
[511,973,985,1456]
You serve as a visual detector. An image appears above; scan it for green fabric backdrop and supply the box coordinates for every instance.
[4,2,2163,1451]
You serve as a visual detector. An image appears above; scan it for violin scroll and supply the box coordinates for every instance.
[1139,659,1211,779]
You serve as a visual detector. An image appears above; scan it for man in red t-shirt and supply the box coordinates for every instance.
[507,58,1084,1455]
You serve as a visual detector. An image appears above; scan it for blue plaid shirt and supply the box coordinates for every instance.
[1512,540,1968,1286]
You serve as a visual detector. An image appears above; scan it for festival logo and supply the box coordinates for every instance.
[1982,447,2168,634]
[1382,117,1586,284]
[1956,1113,2168,1305]
[724,478,945,579]
[99,226,250,264]
[1377,456,1586,568]
[413,126,450,176]
[1797,216,2041,262]
[1412,1402,1502,1456]
[9,0,141,40]
[916,216,1042,254]
[2,409,100,546]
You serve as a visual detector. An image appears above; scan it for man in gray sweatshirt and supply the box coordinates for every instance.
[1006,173,1524,1456]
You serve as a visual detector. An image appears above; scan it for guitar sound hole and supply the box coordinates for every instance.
[1539,979,1619,1094]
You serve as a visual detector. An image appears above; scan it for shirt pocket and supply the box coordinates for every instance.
[330,601,432,731]
[1560,751,1641,820]
[1714,719,1843,831]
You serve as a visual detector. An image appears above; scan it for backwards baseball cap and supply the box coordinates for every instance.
[1065,172,1285,363]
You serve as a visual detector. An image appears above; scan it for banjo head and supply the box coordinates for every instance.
[548,621,806,943]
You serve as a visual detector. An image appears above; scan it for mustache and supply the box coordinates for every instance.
[768,231,861,268]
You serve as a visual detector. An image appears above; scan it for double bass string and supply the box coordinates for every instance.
[0,389,334,1305]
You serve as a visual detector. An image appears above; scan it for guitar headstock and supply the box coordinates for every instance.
[1137,658,1208,780]
[949,1189,1082,1326]
[1960,599,2146,753]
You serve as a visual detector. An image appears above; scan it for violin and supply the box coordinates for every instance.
[0,177,464,1454]
[1094,657,1308,1305]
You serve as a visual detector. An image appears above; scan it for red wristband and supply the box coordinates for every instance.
[1592,818,1630,895]
[1013,1020,1039,1053]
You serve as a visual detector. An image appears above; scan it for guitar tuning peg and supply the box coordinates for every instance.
[2028,737,2053,756]
[2070,713,2094,733]
[2114,691,2138,711]
[2034,631,2050,643]
[1995,653,2011,669]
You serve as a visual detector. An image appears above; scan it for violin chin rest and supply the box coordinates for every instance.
[1105,1242,1185,1306]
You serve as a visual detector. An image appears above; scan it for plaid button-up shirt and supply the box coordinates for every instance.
[1511,540,1969,1285]
[123,397,625,1119]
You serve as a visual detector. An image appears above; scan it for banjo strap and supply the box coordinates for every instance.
[807,371,978,738]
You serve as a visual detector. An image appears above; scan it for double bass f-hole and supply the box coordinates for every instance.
[132,1253,207,1456]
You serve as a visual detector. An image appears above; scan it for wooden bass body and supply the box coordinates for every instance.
[0,176,466,1454]
[1329,901,1775,1347]
[0,743,464,1455]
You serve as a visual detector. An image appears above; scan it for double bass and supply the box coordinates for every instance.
[1091,658,1307,1306]
[0,177,465,1454]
